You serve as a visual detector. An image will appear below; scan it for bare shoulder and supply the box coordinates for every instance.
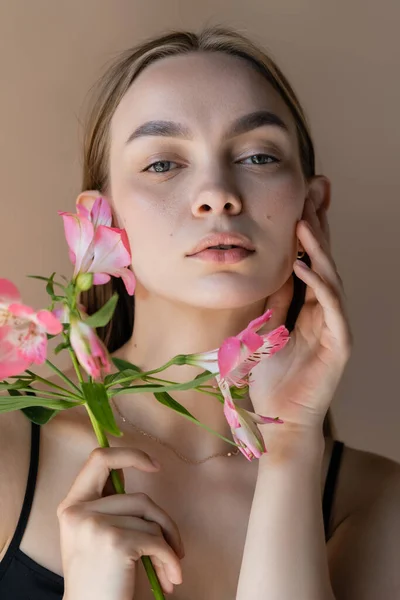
[335,442,400,522]
[0,406,32,558]
[0,366,79,558]
[328,442,400,599]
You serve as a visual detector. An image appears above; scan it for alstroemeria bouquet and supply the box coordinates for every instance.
[0,195,290,599]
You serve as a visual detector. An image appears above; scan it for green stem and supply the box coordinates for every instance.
[145,376,223,402]
[84,403,166,600]
[68,349,85,385]
[25,370,83,401]
[44,360,82,394]
[8,387,82,402]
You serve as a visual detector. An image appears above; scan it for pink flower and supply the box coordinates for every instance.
[185,308,290,460]
[0,278,62,380]
[218,377,283,461]
[69,316,111,381]
[187,308,289,387]
[59,196,136,295]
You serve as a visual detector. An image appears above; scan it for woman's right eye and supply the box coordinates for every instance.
[144,160,179,173]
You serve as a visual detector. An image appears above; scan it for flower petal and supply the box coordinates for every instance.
[242,309,273,334]
[70,319,111,380]
[0,326,31,378]
[93,272,111,285]
[8,303,35,319]
[58,212,94,275]
[35,310,63,335]
[77,195,112,229]
[218,337,242,379]
[243,408,284,425]
[0,279,21,304]
[90,226,132,272]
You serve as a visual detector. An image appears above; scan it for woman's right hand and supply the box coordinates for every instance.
[57,446,185,600]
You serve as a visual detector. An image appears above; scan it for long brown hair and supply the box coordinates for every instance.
[79,25,336,439]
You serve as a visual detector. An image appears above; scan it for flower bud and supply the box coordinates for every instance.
[76,272,93,292]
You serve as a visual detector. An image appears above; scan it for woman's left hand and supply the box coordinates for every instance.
[248,197,353,434]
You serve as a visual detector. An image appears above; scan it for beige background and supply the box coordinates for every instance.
[0,1,399,461]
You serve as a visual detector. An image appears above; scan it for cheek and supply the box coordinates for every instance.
[251,169,305,224]
[116,192,177,281]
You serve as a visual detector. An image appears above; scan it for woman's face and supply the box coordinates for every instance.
[108,51,308,309]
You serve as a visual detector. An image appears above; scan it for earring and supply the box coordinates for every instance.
[297,249,305,259]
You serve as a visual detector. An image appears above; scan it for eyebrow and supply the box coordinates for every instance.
[125,110,290,144]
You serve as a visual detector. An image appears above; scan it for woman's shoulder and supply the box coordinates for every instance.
[336,440,400,515]
[332,439,400,537]
[0,366,79,558]
[328,442,400,594]
[0,407,32,559]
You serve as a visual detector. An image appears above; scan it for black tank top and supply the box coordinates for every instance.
[0,420,345,599]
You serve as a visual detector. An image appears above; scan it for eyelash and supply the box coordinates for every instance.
[143,153,280,174]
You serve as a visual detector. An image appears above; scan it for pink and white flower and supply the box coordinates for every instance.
[69,316,112,381]
[0,278,62,380]
[59,195,136,295]
[185,308,290,460]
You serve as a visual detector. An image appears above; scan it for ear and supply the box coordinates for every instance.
[75,190,120,226]
[307,175,331,212]
[306,175,332,247]
[76,189,103,208]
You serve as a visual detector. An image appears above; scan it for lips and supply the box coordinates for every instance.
[187,232,255,256]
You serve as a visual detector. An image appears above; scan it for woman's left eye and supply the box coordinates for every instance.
[239,153,280,166]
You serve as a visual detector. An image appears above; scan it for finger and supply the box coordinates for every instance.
[88,493,184,559]
[303,200,346,298]
[117,528,183,584]
[296,221,344,300]
[151,558,175,595]
[63,447,160,505]
[293,261,351,352]
[83,513,183,583]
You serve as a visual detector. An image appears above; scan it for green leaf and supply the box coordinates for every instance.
[46,272,56,297]
[66,282,75,305]
[54,341,70,355]
[0,379,30,390]
[112,357,142,373]
[6,388,63,425]
[81,382,122,437]
[22,406,59,425]
[2,389,79,413]
[230,385,250,399]
[105,368,145,389]
[83,293,119,329]
[111,370,215,396]
[153,391,198,419]
[194,370,217,380]
[27,274,65,291]
[153,391,238,447]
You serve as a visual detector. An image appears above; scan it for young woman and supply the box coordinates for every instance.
[1,25,399,600]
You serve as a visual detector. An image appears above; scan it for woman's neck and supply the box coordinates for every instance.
[110,291,267,459]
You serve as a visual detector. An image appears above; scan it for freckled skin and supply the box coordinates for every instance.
[108,51,310,311]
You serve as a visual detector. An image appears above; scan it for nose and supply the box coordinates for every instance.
[190,186,243,217]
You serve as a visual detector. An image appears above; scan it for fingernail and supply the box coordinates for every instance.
[167,566,182,584]
[295,259,308,269]
[151,457,161,468]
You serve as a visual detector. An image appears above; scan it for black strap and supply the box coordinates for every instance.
[4,421,40,556]
[323,440,344,539]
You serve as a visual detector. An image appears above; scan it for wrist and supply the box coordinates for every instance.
[257,424,325,471]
